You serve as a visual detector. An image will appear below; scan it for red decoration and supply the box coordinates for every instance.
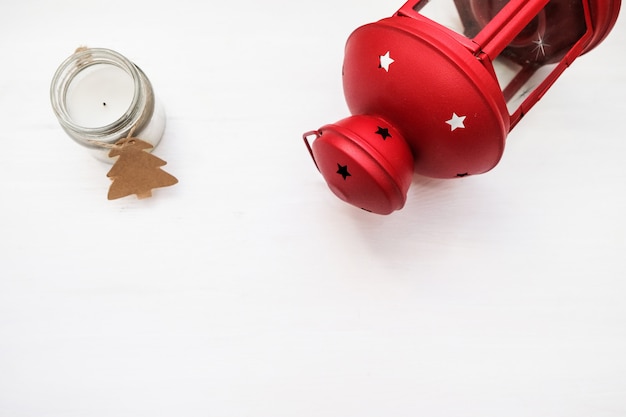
[304,0,621,214]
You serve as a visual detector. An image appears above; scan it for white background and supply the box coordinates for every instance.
[1,1,625,416]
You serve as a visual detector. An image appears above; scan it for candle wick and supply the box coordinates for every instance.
[103,102,107,106]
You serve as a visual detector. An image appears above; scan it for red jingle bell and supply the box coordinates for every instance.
[304,0,621,214]
[304,115,414,214]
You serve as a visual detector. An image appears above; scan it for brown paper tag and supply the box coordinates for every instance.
[106,137,178,200]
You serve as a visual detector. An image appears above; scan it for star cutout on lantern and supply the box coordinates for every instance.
[375,126,392,140]
[336,163,351,180]
[379,51,394,72]
[446,113,466,131]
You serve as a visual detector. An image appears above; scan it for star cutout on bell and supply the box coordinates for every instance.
[379,51,394,72]
[446,113,466,131]
[375,126,392,140]
[336,163,351,180]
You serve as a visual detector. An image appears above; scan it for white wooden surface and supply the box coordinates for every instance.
[1,1,625,416]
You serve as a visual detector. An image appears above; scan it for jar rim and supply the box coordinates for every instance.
[50,48,144,141]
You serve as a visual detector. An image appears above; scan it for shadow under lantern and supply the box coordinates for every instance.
[303,0,621,214]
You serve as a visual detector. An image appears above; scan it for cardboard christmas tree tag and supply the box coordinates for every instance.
[106,136,178,200]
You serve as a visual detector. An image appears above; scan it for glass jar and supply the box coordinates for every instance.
[50,47,165,162]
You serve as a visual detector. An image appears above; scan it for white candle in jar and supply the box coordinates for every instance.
[65,64,135,128]
[51,48,166,162]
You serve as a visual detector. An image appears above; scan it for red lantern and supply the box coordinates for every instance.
[304,0,621,214]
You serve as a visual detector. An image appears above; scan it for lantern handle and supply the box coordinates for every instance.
[302,130,321,171]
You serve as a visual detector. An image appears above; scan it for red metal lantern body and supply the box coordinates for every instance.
[304,0,621,214]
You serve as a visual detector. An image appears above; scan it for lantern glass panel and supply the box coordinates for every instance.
[414,0,588,113]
